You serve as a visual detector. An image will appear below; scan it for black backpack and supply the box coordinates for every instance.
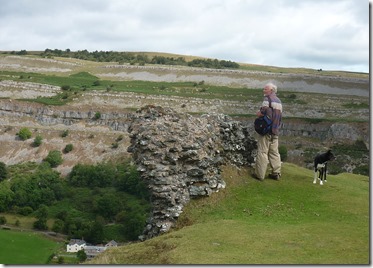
[254,98,273,135]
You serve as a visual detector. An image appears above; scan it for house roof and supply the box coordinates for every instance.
[68,239,86,246]
[105,240,118,246]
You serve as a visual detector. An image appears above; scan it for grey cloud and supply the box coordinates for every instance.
[0,0,368,73]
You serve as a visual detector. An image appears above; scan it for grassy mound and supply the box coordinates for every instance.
[87,163,369,265]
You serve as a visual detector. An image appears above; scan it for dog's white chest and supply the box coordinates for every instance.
[316,163,326,170]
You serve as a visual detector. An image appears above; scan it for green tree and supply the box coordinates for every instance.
[33,219,48,230]
[93,193,121,219]
[0,215,7,224]
[0,182,14,212]
[0,162,8,181]
[63,144,74,153]
[35,204,49,219]
[56,210,69,221]
[123,212,145,240]
[33,205,49,230]
[52,219,64,233]
[77,250,87,262]
[17,127,32,140]
[115,163,149,199]
[33,135,43,147]
[57,256,64,264]
[68,163,116,187]
[87,221,104,244]
[44,150,63,167]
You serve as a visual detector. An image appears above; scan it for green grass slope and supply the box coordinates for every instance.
[0,230,63,264]
[87,163,369,265]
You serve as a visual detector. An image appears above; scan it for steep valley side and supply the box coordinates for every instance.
[0,93,368,176]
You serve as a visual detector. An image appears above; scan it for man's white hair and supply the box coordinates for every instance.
[265,82,277,93]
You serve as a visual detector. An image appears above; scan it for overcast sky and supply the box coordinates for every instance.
[0,0,369,73]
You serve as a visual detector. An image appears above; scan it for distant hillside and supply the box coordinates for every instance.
[0,54,369,176]
[1,49,369,77]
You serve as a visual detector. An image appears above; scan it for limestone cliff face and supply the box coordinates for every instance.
[127,105,257,239]
[0,99,132,131]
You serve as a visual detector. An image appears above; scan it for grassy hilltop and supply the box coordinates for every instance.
[87,163,369,265]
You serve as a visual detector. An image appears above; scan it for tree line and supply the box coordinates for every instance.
[6,49,240,69]
[0,160,151,244]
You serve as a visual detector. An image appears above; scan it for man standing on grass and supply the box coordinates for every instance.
[253,82,283,181]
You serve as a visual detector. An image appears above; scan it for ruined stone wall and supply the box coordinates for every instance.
[127,105,257,240]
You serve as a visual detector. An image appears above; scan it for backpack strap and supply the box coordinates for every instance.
[267,97,273,113]
[267,97,274,135]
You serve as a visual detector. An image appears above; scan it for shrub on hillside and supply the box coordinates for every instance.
[279,145,288,161]
[63,144,74,153]
[353,165,369,176]
[33,135,43,147]
[33,218,48,230]
[19,206,34,216]
[17,127,32,140]
[61,130,69,137]
[94,112,101,120]
[44,150,63,167]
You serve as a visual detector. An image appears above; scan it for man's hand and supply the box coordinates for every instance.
[256,110,263,117]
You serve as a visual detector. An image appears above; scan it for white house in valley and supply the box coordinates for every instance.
[66,239,87,253]
[66,239,118,259]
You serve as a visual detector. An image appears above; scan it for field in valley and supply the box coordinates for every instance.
[0,228,64,264]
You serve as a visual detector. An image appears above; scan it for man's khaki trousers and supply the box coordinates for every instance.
[254,134,281,179]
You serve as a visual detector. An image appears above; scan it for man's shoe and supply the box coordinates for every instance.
[269,173,281,180]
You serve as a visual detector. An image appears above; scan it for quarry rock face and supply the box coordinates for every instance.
[127,105,257,240]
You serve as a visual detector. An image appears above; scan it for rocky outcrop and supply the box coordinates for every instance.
[0,99,133,132]
[127,105,256,240]
[327,123,364,141]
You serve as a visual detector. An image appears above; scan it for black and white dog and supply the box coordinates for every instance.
[313,150,335,185]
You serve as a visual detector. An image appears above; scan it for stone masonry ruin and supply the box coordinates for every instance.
[127,105,257,240]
